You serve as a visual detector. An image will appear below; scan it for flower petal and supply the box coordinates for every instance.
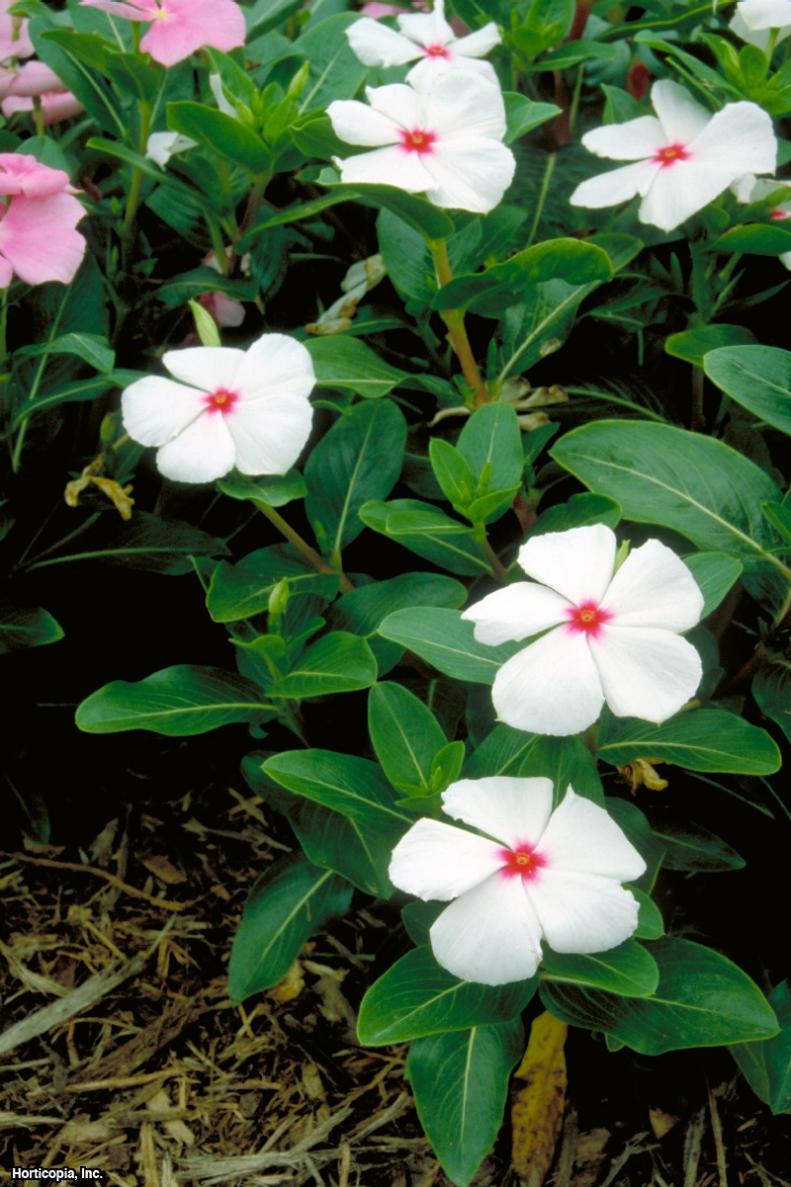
[442,776,554,849]
[0,192,85,285]
[569,158,659,209]
[650,80,710,144]
[407,55,498,86]
[451,23,501,58]
[423,137,515,213]
[581,115,665,161]
[397,0,454,48]
[492,628,605,737]
[423,69,506,140]
[518,524,616,605]
[527,870,640,954]
[388,817,504,901]
[327,98,400,147]
[156,411,236,483]
[334,144,434,192]
[366,81,426,130]
[161,346,245,393]
[121,375,205,446]
[140,0,245,66]
[601,540,703,631]
[225,391,313,476]
[735,0,791,30]
[79,0,152,20]
[462,581,570,645]
[639,160,735,232]
[689,100,777,178]
[589,626,702,723]
[346,17,421,66]
[430,874,544,985]
[537,787,646,881]
[233,333,315,402]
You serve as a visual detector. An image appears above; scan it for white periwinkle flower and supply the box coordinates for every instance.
[570,79,777,232]
[346,0,500,86]
[121,335,315,484]
[731,0,791,49]
[327,70,515,213]
[146,131,196,167]
[462,524,704,737]
[389,778,647,986]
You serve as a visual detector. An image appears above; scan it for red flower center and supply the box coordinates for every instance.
[653,143,689,168]
[399,127,437,155]
[771,208,790,220]
[499,844,546,881]
[565,600,612,637]
[204,387,238,415]
[424,42,450,58]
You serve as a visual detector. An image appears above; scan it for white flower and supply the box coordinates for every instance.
[346,0,500,86]
[327,70,515,214]
[462,524,704,737]
[121,335,315,484]
[731,0,791,49]
[146,131,196,167]
[570,79,777,232]
[389,778,646,986]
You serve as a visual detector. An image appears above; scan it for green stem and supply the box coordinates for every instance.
[429,238,488,406]
[32,96,45,137]
[122,100,152,241]
[10,286,69,472]
[254,501,354,593]
[478,531,508,582]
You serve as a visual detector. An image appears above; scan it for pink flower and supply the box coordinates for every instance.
[0,155,86,287]
[0,0,34,62]
[79,0,246,68]
[0,62,83,125]
[198,290,245,328]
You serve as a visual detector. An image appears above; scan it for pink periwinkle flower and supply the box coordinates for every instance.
[79,0,246,68]
[0,61,83,124]
[0,0,34,62]
[0,155,87,287]
[198,290,246,329]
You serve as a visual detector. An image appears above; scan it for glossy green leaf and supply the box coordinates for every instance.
[457,402,524,492]
[651,822,745,873]
[682,552,743,616]
[167,101,271,174]
[305,336,408,398]
[24,513,228,576]
[263,749,412,833]
[704,344,791,435]
[731,981,791,1115]
[269,632,378,699]
[633,890,665,941]
[465,728,604,804]
[665,324,755,367]
[753,661,791,742]
[531,493,621,536]
[207,546,337,623]
[360,499,493,576]
[541,939,659,998]
[228,854,352,1002]
[714,223,791,256]
[368,683,447,795]
[358,946,537,1045]
[598,709,781,775]
[316,168,454,240]
[378,607,517,683]
[0,606,64,655]
[15,331,114,373]
[503,93,561,143]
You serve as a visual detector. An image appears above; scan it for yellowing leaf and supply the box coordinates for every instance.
[511,1010,567,1186]
[619,757,669,793]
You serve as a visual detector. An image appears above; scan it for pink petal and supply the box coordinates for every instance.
[0,153,71,197]
[6,61,62,97]
[79,0,155,21]
[0,192,86,285]
[140,0,245,67]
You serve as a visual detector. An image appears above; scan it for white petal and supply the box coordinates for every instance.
[406,54,497,87]
[492,629,605,737]
[527,870,640,954]
[429,874,543,985]
[462,582,569,645]
[162,346,245,394]
[601,540,703,631]
[233,333,315,402]
[638,160,730,232]
[146,131,194,166]
[581,116,665,161]
[570,158,659,209]
[423,69,506,140]
[327,98,399,147]
[589,626,702,723]
[121,375,204,447]
[388,818,503,901]
[689,100,777,178]
[346,18,421,67]
[518,524,616,605]
[423,137,515,212]
[538,787,646,881]
[442,776,554,849]
[225,392,313,476]
[397,1,454,49]
[735,0,791,30]
[155,412,236,484]
[366,82,426,130]
[451,23,501,58]
[730,10,774,48]
[335,144,434,192]
[650,80,710,144]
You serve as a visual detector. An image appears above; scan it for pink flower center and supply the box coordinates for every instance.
[399,127,437,155]
[151,4,173,21]
[204,387,238,415]
[565,600,612,637]
[653,143,689,168]
[771,208,790,220]
[424,42,450,58]
[498,844,546,881]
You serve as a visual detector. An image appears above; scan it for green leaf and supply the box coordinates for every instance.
[429,439,476,513]
[269,632,378,699]
[457,402,524,493]
[665,324,756,368]
[216,470,306,508]
[731,981,791,1115]
[704,344,791,435]
[359,499,493,576]
[37,28,126,137]
[305,336,408,398]
[294,12,369,111]
[464,728,604,805]
[753,661,791,742]
[541,937,779,1055]
[633,890,665,941]
[605,798,665,893]
[551,420,783,571]
[407,1020,525,1187]
[503,93,561,143]
[368,683,447,795]
[598,709,781,775]
[378,607,517,684]
[650,823,745,873]
[682,552,743,616]
[714,223,791,256]
[76,666,270,736]
[531,493,621,536]
[263,749,413,832]
[433,238,613,316]
[227,854,352,1002]
[316,168,454,240]
[358,946,537,1045]
[541,940,659,998]
[157,267,258,307]
[167,101,271,174]
[207,546,336,624]
[15,331,115,373]
[0,606,64,655]
[305,400,407,558]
